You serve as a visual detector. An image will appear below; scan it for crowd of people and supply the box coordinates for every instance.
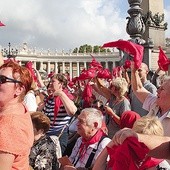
[1,43,170,170]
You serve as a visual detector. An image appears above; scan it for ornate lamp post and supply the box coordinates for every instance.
[119,0,146,66]
[126,0,145,44]
[1,42,18,58]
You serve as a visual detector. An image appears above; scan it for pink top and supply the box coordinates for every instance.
[0,104,34,170]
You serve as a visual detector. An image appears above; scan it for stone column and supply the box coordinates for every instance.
[105,61,108,68]
[84,62,87,69]
[69,62,73,79]
[40,62,43,70]
[77,62,80,76]
[47,62,51,74]
[62,62,65,73]
[33,61,36,69]
[55,62,58,73]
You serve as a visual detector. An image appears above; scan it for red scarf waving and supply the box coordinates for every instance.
[53,89,74,125]
[107,137,163,170]
[79,129,105,160]
[102,40,144,69]
[158,47,170,71]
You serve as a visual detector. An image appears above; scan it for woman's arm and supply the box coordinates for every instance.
[131,62,150,103]
[0,152,15,170]
[54,91,77,116]
[91,78,111,101]
[93,141,114,170]
[112,128,170,160]
[104,106,120,125]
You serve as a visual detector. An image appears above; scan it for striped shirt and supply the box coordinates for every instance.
[43,97,71,135]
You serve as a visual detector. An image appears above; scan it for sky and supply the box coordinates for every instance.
[0,0,170,52]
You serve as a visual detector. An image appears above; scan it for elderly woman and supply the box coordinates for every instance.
[43,73,77,155]
[93,116,170,170]
[0,60,34,170]
[105,77,131,137]
[92,77,131,138]
[93,77,131,138]
[29,111,61,170]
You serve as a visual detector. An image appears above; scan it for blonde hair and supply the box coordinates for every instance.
[132,116,164,136]
[111,77,128,97]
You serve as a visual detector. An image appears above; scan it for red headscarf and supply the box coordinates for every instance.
[102,40,144,69]
[158,47,170,71]
[120,111,141,129]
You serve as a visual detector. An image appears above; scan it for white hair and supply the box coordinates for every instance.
[81,108,103,128]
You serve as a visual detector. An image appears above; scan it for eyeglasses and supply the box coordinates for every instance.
[0,75,22,84]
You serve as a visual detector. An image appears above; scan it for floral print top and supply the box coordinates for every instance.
[29,135,59,170]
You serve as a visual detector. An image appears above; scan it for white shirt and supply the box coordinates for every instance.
[24,90,37,111]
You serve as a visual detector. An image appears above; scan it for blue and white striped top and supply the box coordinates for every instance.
[43,97,71,135]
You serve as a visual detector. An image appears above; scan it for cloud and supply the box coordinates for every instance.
[0,0,169,52]
[164,5,170,38]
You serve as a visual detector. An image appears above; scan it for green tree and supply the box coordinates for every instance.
[73,44,111,53]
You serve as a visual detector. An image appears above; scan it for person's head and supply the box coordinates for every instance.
[157,74,168,87]
[120,111,141,129]
[50,73,68,92]
[31,111,50,141]
[110,77,128,98]
[77,108,103,140]
[137,62,149,82]
[156,77,170,111]
[0,60,33,106]
[132,116,164,136]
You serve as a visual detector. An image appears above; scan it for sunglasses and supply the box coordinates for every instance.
[0,75,22,84]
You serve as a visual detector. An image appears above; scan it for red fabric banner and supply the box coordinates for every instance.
[102,40,144,69]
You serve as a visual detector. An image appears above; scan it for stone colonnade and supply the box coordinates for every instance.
[16,52,120,79]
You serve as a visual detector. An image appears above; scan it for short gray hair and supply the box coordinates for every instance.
[81,108,103,128]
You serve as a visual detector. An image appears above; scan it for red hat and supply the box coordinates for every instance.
[102,40,144,69]
[120,111,141,129]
